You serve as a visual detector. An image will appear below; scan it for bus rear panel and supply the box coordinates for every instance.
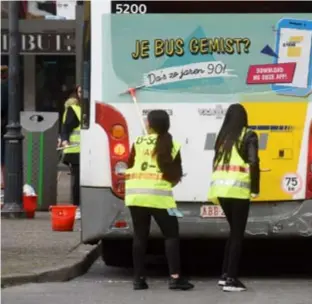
[79,1,312,253]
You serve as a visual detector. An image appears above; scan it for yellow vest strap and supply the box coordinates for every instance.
[126,188,173,196]
[70,138,80,143]
[63,104,81,155]
[215,165,250,173]
[125,173,163,181]
[210,179,250,189]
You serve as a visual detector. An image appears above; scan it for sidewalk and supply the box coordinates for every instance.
[1,170,100,287]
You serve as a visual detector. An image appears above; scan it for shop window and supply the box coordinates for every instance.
[35,55,75,129]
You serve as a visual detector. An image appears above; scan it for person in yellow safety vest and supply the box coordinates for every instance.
[61,85,82,220]
[208,103,260,292]
[125,109,194,291]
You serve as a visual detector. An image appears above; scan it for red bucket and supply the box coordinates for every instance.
[23,195,37,219]
[50,205,77,231]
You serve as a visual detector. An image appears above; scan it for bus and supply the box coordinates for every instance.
[79,1,312,266]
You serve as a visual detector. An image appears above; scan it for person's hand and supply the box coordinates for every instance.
[171,178,182,188]
[62,140,69,148]
[57,138,61,148]
[251,193,259,198]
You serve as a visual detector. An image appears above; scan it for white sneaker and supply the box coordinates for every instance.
[218,274,227,286]
[223,278,247,292]
[75,208,81,220]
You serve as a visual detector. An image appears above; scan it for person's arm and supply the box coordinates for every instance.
[172,151,183,187]
[127,144,136,169]
[61,106,79,143]
[162,151,183,187]
[244,131,260,195]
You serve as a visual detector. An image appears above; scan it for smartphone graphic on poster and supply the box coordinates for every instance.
[272,18,312,97]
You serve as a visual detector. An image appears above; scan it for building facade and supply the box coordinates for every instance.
[1,1,82,119]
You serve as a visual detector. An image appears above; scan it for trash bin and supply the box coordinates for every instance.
[21,112,59,211]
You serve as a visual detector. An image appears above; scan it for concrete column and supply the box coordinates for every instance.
[23,55,36,111]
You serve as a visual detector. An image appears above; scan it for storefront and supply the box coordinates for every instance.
[1,19,76,117]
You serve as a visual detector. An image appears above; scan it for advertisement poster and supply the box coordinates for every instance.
[107,14,312,98]
[99,14,312,201]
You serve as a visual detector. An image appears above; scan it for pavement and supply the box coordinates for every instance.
[1,168,100,288]
[2,259,312,304]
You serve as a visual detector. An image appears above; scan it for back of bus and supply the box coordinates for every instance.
[80,2,312,256]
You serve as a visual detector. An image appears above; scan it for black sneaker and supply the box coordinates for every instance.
[169,277,194,290]
[217,273,227,287]
[223,278,247,292]
[133,278,149,290]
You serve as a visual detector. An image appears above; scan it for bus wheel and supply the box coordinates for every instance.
[101,239,132,267]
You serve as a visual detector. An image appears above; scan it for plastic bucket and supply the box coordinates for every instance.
[50,205,77,231]
[23,195,37,219]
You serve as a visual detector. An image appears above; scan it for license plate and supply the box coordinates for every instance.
[200,205,225,218]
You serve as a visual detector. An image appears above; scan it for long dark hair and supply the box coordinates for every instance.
[147,110,173,176]
[64,85,81,102]
[214,103,248,169]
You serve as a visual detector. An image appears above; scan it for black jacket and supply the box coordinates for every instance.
[239,130,260,194]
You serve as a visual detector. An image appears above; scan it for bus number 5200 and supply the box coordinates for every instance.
[115,3,147,14]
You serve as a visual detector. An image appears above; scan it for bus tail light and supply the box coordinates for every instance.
[305,121,312,199]
[114,161,128,175]
[115,179,125,195]
[96,102,130,199]
[111,124,125,139]
[113,143,126,156]
[113,220,128,229]
[111,212,129,230]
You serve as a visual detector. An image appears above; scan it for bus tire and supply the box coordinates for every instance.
[101,239,133,267]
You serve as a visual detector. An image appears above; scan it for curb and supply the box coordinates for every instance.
[1,243,101,288]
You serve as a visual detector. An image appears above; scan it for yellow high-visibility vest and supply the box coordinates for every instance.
[62,104,81,154]
[208,128,251,203]
[125,134,181,209]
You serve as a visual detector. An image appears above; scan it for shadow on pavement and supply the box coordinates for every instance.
[111,239,312,279]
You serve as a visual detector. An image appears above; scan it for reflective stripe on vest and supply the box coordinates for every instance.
[125,172,163,181]
[63,104,81,154]
[208,128,251,201]
[126,188,173,196]
[125,134,181,209]
[71,130,80,136]
[210,179,250,189]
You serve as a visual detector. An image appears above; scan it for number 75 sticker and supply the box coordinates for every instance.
[281,173,303,195]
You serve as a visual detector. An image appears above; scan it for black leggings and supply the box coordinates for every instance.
[70,164,80,207]
[219,198,250,278]
[129,206,180,279]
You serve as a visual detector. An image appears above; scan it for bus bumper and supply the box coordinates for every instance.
[81,187,312,244]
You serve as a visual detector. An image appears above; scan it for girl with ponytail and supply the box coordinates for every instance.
[126,110,193,291]
[150,110,182,185]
